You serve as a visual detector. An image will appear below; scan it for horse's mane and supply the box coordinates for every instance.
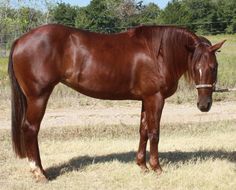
[130,25,201,83]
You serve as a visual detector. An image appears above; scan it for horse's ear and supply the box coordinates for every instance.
[209,40,226,52]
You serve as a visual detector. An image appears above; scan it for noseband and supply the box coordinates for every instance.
[195,83,216,90]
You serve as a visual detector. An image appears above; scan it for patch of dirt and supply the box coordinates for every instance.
[1,101,236,129]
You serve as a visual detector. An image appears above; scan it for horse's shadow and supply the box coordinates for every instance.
[46,150,236,180]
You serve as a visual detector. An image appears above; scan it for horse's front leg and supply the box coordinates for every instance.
[136,102,148,171]
[143,93,164,174]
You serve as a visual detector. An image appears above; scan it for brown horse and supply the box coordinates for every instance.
[8,24,225,182]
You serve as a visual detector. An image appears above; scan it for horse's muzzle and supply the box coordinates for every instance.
[197,97,212,112]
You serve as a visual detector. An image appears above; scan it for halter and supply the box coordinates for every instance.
[195,66,216,90]
[195,83,216,90]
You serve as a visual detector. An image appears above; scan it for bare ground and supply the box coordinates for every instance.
[1,101,236,128]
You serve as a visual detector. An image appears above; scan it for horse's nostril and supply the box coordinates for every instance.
[197,100,212,112]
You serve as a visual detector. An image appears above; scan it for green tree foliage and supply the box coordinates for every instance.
[137,3,161,25]
[51,3,77,27]
[0,0,236,46]
[75,0,121,33]
[162,0,236,34]
[17,7,44,32]
[74,0,161,33]
[159,0,189,25]
[70,0,236,34]
[118,1,161,28]
[219,0,236,34]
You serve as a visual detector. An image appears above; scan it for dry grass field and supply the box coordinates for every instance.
[0,34,236,189]
[0,102,236,190]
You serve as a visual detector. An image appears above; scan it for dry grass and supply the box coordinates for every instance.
[0,120,235,190]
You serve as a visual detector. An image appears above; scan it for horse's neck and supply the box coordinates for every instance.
[139,26,197,82]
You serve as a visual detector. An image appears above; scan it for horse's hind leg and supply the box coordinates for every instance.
[22,92,52,182]
[136,102,148,171]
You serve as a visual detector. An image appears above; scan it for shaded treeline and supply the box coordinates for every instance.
[0,0,235,54]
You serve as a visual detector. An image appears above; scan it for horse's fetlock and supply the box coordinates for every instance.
[137,152,145,160]
[149,156,158,167]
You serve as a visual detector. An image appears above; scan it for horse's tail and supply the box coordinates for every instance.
[8,40,27,158]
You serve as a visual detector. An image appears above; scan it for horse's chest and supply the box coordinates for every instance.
[160,82,178,98]
[131,68,178,98]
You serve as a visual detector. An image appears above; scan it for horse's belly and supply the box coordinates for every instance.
[63,73,135,100]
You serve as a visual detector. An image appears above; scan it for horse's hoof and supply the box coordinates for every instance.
[32,169,48,183]
[154,168,162,176]
[149,164,162,175]
[140,165,149,173]
[35,175,48,183]
[136,160,149,173]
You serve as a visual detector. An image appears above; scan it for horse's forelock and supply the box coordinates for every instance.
[187,41,211,83]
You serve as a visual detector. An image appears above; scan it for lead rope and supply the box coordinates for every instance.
[195,83,236,92]
[214,87,236,92]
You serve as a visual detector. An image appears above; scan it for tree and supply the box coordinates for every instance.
[76,0,162,33]
[136,3,161,25]
[51,2,77,27]
[75,7,91,29]
[115,0,142,28]
[159,0,190,26]
[159,0,236,34]
[0,4,20,52]
[76,0,121,33]
[217,0,236,34]
[17,7,44,32]
[184,0,217,34]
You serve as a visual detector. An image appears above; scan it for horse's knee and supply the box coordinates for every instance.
[139,126,147,136]
[148,130,159,141]
[140,120,148,136]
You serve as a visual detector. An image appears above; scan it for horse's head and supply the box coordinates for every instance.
[190,38,226,112]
